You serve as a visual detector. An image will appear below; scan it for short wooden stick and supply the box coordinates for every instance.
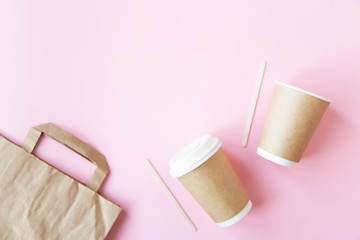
[242,61,267,147]
[145,159,196,232]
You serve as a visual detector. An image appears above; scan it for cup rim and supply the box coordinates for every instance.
[217,200,253,227]
[257,147,297,167]
[275,81,332,103]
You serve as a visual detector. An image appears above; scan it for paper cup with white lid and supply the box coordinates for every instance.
[169,135,252,227]
[258,81,331,167]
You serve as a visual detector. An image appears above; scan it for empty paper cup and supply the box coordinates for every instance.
[258,81,331,167]
[169,135,251,227]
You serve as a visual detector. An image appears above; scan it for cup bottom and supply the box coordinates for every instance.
[257,147,296,167]
[217,200,252,227]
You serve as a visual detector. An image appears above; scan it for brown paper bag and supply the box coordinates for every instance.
[0,123,121,239]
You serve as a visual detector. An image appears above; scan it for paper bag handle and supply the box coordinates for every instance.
[22,123,108,192]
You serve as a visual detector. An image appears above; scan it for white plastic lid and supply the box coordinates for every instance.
[169,135,222,178]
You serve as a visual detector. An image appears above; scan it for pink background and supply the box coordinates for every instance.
[1,0,360,239]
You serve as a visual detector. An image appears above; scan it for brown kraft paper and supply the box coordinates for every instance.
[178,148,249,223]
[0,123,121,240]
[259,84,330,163]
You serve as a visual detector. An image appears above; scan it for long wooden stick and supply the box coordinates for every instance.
[242,61,267,147]
[145,159,196,232]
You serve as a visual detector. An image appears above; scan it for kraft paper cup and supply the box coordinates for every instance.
[169,135,251,227]
[258,81,331,167]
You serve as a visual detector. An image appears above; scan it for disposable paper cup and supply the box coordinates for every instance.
[169,135,251,227]
[258,81,331,167]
